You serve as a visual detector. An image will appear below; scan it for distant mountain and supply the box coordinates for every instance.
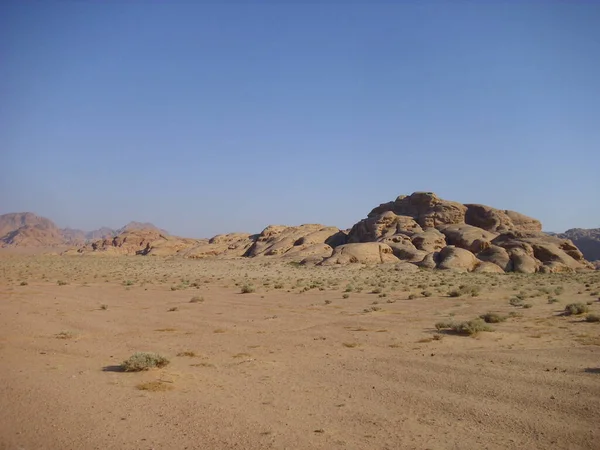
[0,212,167,247]
[553,228,600,262]
[116,221,168,235]
[0,212,66,247]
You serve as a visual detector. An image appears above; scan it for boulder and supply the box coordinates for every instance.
[416,252,439,269]
[473,261,506,273]
[477,245,512,271]
[319,243,399,266]
[346,211,422,243]
[438,224,497,254]
[368,192,467,228]
[465,204,541,233]
[436,246,479,272]
[411,228,446,252]
[508,247,540,273]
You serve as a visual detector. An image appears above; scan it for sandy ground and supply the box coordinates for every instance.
[0,252,599,450]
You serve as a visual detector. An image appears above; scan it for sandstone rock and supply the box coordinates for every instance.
[465,204,541,233]
[320,243,399,266]
[436,246,479,272]
[382,241,427,262]
[394,262,420,273]
[477,245,512,271]
[245,224,340,258]
[438,224,497,254]
[368,192,467,228]
[416,252,439,269]
[411,228,446,252]
[473,261,506,273]
[508,247,540,273]
[347,212,422,243]
[554,228,600,262]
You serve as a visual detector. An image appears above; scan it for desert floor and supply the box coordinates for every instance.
[0,252,599,450]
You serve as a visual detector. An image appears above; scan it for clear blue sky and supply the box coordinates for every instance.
[1,2,599,237]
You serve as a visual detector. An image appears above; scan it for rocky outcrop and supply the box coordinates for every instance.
[244,224,340,258]
[320,243,399,266]
[340,192,592,272]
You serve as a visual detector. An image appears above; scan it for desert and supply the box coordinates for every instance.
[1,192,599,450]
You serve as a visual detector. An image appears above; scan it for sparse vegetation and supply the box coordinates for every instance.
[564,303,589,316]
[190,296,204,303]
[241,284,255,294]
[585,314,600,323]
[479,312,507,323]
[121,352,170,372]
[435,318,493,336]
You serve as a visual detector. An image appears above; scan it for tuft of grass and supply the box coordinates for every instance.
[55,330,75,339]
[548,297,560,304]
[136,381,173,392]
[167,307,178,312]
[121,352,170,372]
[176,351,197,357]
[190,296,204,303]
[57,280,68,286]
[435,318,493,336]
[100,304,108,310]
[509,297,524,307]
[342,293,350,299]
[241,284,255,294]
[523,303,533,309]
[564,303,589,316]
[479,312,507,323]
[20,281,28,286]
[448,284,480,298]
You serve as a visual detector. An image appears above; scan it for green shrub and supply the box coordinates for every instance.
[564,303,589,316]
[121,352,170,372]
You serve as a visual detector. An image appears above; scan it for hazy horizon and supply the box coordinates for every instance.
[2,2,599,238]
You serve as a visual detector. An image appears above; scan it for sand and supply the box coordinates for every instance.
[1,253,599,449]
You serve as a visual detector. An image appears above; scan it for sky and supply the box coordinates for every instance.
[1,2,599,237]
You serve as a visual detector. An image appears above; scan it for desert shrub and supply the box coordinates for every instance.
[564,303,589,316]
[189,296,204,303]
[448,284,480,298]
[548,297,559,304]
[121,352,169,372]
[554,286,564,295]
[57,280,68,286]
[371,287,382,294]
[241,284,255,294]
[523,303,533,309]
[509,297,524,307]
[435,318,492,336]
[585,314,600,323]
[342,293,350,299]
[167,307,178,312]
[100,304,108,310]
[20,281,28,286]
[408,293,417,299]
[479,312,507,323]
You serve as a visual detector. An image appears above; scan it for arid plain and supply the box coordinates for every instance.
[1,251,599,450]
